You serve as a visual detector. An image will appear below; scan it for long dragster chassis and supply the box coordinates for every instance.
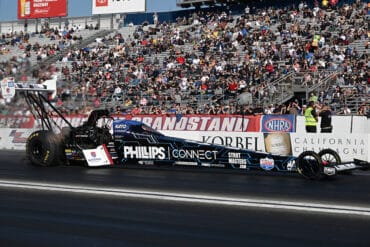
[9,79,370,180]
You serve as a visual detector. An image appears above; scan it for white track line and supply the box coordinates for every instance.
[0,179,370,217]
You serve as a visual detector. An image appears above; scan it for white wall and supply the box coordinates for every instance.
[295,115,368,134]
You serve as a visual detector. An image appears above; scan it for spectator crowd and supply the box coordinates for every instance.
[0,0,369,118]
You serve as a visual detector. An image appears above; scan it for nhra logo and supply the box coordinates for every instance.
[96,0,108,7]
[263,117,293,132]
[90,151,97,158]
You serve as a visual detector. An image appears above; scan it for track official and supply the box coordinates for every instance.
[305,101,318,133]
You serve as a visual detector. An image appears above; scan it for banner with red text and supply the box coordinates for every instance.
[0,114,261,132]
[127,114,261,132]
[18,0,67,19]
[0,114,367,134]
[0,115,35,128]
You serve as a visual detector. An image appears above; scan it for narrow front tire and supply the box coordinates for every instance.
[296,151,323,180]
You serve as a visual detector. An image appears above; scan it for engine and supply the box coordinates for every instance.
[64,125,112,148]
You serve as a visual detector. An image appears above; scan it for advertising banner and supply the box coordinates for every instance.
[0,128,369,162]
[0,114,261,132]
[18,0,67,19]
[92,0,146,15]
[290,133,368,162]
[0,114,368,134]
[264,133,292,155]
[0,128,35,150]
[129,114,261,132]
[0,115,35,128]
[261,115,296,133]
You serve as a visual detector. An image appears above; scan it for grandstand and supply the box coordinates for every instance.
[176,0,237,8]
[0,0,369,117]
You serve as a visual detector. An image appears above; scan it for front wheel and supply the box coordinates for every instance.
[318,149,341,165]
[319,149,352,175]
[296,151,323,180]
[26,130,63,167]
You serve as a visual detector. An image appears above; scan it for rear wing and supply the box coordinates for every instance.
[1,76,72,131]
[1,76,56,99]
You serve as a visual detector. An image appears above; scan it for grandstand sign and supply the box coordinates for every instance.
[18,0,67,19]
[261,115,296,133]
[130,115,261,132]
[92,0,146,15]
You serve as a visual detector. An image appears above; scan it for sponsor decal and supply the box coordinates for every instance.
[83,145,113,166]
[260,158,275,170]
[123,146,218,161]
[113,122,129,134]
[323,167,336,176]
[170,149,217,160]
[202,135,262,151]
[115,124,127,129]
[86,155,102,163]
[228,152,247,168]
[286,160,296,171]
[334,163,357,171]
[44,150,50,163]
[262,115,295,133]
[123,146,166,160]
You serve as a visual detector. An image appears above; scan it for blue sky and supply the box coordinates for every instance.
[0,0,183,21]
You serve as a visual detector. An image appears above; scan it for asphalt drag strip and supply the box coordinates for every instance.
[0,179,370,217]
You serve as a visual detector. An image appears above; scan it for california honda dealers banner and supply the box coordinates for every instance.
[18,0,67,19]
[92,0,146,15]
[261,115,296,133]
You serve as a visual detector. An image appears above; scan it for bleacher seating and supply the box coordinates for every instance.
[1,0,369,116]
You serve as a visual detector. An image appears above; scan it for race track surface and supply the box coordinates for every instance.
[0,150,370,246]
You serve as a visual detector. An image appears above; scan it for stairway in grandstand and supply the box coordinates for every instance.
[48,29,114,64]
[17,29,114,80]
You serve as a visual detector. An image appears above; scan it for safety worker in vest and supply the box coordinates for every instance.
[305,101,318,133]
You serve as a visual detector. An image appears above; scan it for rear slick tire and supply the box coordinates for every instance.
[26,130,62,167]
[296,151,323,180]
